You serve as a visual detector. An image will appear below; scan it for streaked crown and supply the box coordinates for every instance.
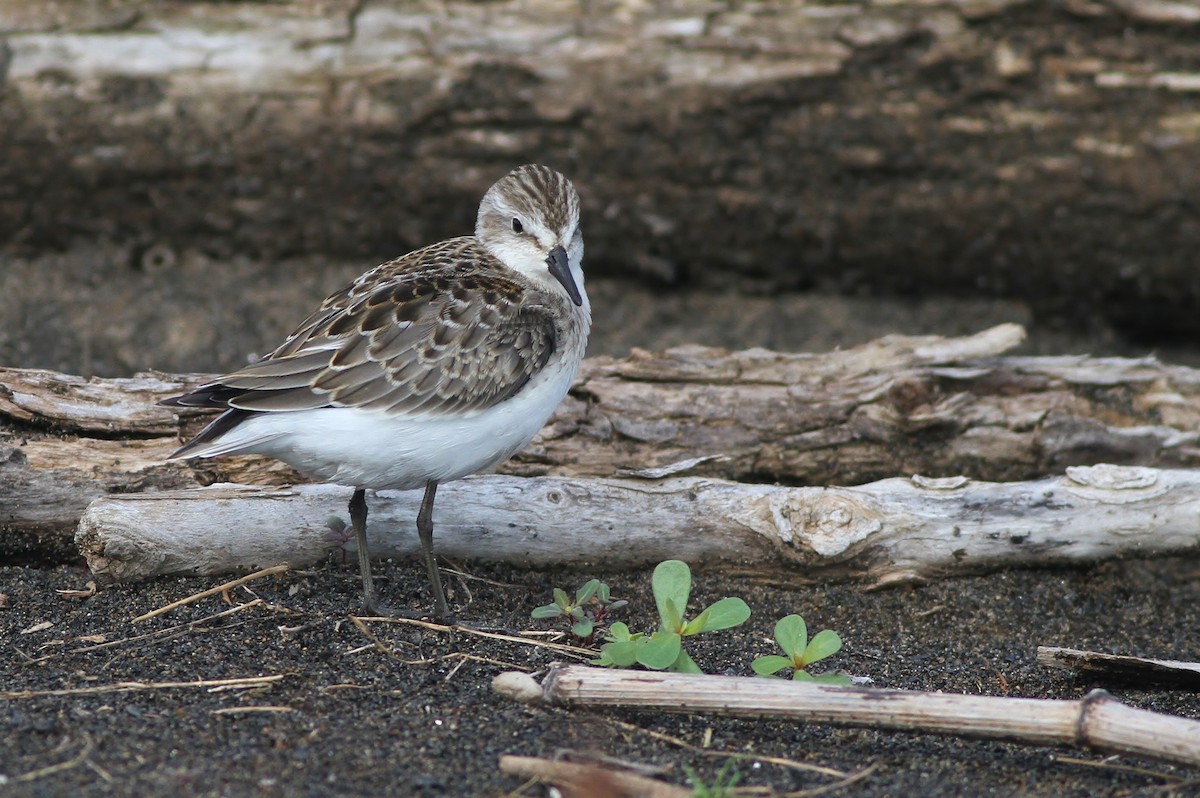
[475,164,586,307]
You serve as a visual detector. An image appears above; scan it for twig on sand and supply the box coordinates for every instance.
[132,564,290,622]
[495,665,1200,769]
[355,615,596,659]
[0,674,285,700]
[211,706,296,715]
[75,599,264,655]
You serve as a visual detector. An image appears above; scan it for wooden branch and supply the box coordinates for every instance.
[76,464,1200,585]
[1038,647,1200,690]
[10,324,1200,561]
[494,666,1200,769]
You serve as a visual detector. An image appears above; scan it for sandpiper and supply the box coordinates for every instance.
[161,164,590,618]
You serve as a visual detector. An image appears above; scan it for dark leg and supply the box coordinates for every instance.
[349,488,380,615]
[417,481,450,618]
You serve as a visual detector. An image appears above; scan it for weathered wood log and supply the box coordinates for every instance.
[4,2,1200,341]
[76,464,1200,585]
[7,324,1200,562]
[494,666,1200,769]
[1037,647,1200,690]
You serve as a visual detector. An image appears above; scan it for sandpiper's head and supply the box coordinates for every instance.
[476,164,585,308]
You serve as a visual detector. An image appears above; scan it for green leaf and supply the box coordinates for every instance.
[682,607,711,636]
[652,560,691,628]
[575,579,600,604]
[597,640,641,667]
[801,629,842,665]
[773,614,807,656]
[596,582,612,602]
[568,606,585,620]
[553,587,571,609]
[696,597,750,632]
[793,669,814,682]
[670,649,703,673]
[531,604,563,620]
[571,619,595,638]
[606,599,628,612]
[638,631,682,670]
[661,597,683,634]
[751,655,791,676]
[605,622,637,642]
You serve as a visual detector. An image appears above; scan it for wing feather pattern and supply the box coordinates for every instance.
[162,238,560,424]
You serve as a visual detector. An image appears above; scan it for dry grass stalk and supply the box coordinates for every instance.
[0,674,284,700]
[496,665,1200,769]
[131,563,290,622]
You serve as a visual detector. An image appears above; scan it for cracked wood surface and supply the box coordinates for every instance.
[74,464,1200,584]
[4,325,1200,562]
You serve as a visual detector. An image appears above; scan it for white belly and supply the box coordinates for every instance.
[228,358,577,490]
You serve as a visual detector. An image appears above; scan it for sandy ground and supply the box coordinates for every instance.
[3,556,1200,797]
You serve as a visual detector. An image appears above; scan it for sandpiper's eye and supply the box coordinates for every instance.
[511,218,524,233]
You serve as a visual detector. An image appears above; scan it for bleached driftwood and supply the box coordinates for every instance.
[9,324,1200,556]
[493,665,1200,769]
[77,464,1200,585]
[1038,646,1200,690]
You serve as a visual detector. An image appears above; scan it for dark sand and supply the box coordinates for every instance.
[3,553,1199,796]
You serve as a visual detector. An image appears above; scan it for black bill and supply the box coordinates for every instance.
[546,245,583,307]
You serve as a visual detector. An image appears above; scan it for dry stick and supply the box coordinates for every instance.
[0,674,284,700]
[75,600,264,653]
[358,615,597,659]
[131,564,290,622]
[499,755,692,798]
[1038,646,1200,689]
[496,665,1200,769]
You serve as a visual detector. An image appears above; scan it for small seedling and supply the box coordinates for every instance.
[683,759,742,797]
[751,614,849,684]
[531,578,626,639]
[595,560,750,673]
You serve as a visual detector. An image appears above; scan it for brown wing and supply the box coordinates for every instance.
[165,240,558,418]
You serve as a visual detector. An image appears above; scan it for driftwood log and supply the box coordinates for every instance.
[1037,646,1200,690]
[77,463,1200,584]
[5,3,1200,341]
[6,325,1200,563]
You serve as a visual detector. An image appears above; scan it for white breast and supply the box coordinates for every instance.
[224,336,584,491]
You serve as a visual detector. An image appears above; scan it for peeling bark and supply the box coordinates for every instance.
[6,324,1200,563]
[73,464,1200,585]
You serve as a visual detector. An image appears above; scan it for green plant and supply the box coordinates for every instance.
[594,560,750,673]
[531,578,626,639]
[751,614,849,684]
[683,759,742,797]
